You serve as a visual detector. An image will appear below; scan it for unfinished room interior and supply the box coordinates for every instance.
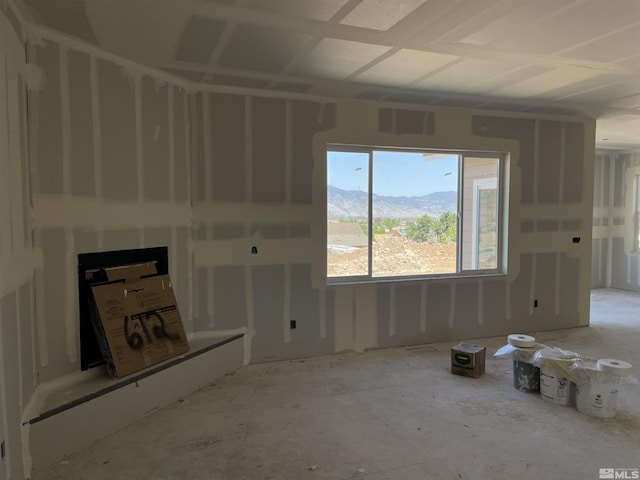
[1,0,640,479]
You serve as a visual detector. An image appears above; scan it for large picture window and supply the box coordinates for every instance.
[327,146,505,282]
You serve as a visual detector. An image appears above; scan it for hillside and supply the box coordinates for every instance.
[328,185,456,219]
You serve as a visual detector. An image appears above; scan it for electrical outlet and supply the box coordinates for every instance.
[290,320,296,329]
[534,299,538,308]
[1,439,5,460]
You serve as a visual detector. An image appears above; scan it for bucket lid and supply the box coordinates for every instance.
[508,334,536,348]
[596,358,633,376]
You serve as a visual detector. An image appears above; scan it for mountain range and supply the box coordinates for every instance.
[328,185,457,219]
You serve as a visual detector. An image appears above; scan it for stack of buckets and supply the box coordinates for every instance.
[502,334,633,419]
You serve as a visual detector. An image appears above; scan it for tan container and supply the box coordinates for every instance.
[451,343,486,378]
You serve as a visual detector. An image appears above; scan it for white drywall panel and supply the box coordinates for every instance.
[252,96,286,203]
[141,76,170,202]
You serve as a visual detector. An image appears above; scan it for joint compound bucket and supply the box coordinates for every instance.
[540,367,573,405]
[508,334,540,393]
[575,359,632,418]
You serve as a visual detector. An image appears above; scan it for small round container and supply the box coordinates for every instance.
[508,334,540,393]
[575,358,632,418]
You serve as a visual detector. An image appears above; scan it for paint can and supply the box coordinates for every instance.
[508,334,540,393]
[575,359,632,419]
[540,367,574,405]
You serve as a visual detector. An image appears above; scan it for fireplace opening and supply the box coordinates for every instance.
[77,247,169,371]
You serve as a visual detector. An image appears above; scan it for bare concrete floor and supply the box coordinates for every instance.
[33,289,640,480]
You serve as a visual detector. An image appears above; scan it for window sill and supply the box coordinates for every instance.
[327,271,507,286]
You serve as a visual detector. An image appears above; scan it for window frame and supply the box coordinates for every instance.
[327,144,506,284]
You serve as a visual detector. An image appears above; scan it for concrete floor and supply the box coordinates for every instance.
[33,289,640,480]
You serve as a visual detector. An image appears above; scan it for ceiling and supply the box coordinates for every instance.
[18,0,640,150]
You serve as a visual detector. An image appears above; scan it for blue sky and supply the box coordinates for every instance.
[327,150,458,197]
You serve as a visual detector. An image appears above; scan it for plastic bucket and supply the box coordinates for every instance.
[513,359,540,393]
[540,367,573,405]
[575,372,621,418]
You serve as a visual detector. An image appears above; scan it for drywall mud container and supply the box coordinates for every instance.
[575,359,633,419]
[535,348,579,405]
[508,334,540,393]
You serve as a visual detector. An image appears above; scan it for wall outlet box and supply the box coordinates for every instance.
[451,343,486,378]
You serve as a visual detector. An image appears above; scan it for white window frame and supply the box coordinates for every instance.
[327,145,506,284]
[470,177,499,270]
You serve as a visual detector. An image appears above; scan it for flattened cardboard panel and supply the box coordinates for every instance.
[291,101,326,204]
[252,96,286,203]
[472,116,535,204]
[214,266,247,330]
[172,88,188,202]
[537,120,561,203]
[142,76,170,201]
[39,228,71,381]
[251,265,285,362]
[69,49,95,197]
[562,122,584,203]
[210,93,245,201]
[35,42,63,195]
[99,59,137,200]
[289,264,322,356]
[212,223,244,240]
[192,92,206,202]
[559,254,580,324]
[91,274,189,378]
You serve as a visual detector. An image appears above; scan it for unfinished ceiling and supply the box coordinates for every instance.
[18,0,640,149]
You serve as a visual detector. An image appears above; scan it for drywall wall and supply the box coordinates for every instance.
[592,150,640,291]
[0,4,38,479]
[27,30,193,382]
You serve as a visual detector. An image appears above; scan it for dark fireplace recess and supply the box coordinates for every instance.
[77,247,169,371]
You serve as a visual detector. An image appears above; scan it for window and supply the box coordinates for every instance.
[327,146,504,282]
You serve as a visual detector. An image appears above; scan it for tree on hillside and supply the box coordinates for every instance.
[438,211,457,243]
[406,212,457,243]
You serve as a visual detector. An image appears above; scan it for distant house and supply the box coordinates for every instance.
[327,222,368,248]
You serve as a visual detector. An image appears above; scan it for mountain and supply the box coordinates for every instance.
[328,185,457,219]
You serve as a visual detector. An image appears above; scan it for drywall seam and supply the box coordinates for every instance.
[285,99,292,204]
[202,92,211,203]
[245,96,252,202]
[34,233,47,367]
[388,285,396,337]
[518,205,586,219]
[528,253,537,315]
[59,46,71,195]
[284,265,291,343]
[32,195,192,228]
[505,280,511,320]
[134,74,144,201]
[206,266,214,329]
[533,120,539,205]
[29,281,37,390]
[318,288,326,339]
[559,123,565,203]
[64,228,76,363]
[0,53,11,257]
[477,279,483,326]
[0,316,13,476]
[244,266,254,359]
[16,287,23,412]
[193,202,313,222]
[419,283,427,333]
[168,86,175,203]
[89,55,102,199]
[606,157,615,287]
[26,24,191,92]
[448,282,456,328]
[554,252,561,316]
[0,248,40,298]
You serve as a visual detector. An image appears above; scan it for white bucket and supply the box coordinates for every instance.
[540,367,574,405]
[575,372,621,419]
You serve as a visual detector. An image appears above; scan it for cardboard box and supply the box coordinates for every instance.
[451,342,486,378]
[90,263,189,378]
